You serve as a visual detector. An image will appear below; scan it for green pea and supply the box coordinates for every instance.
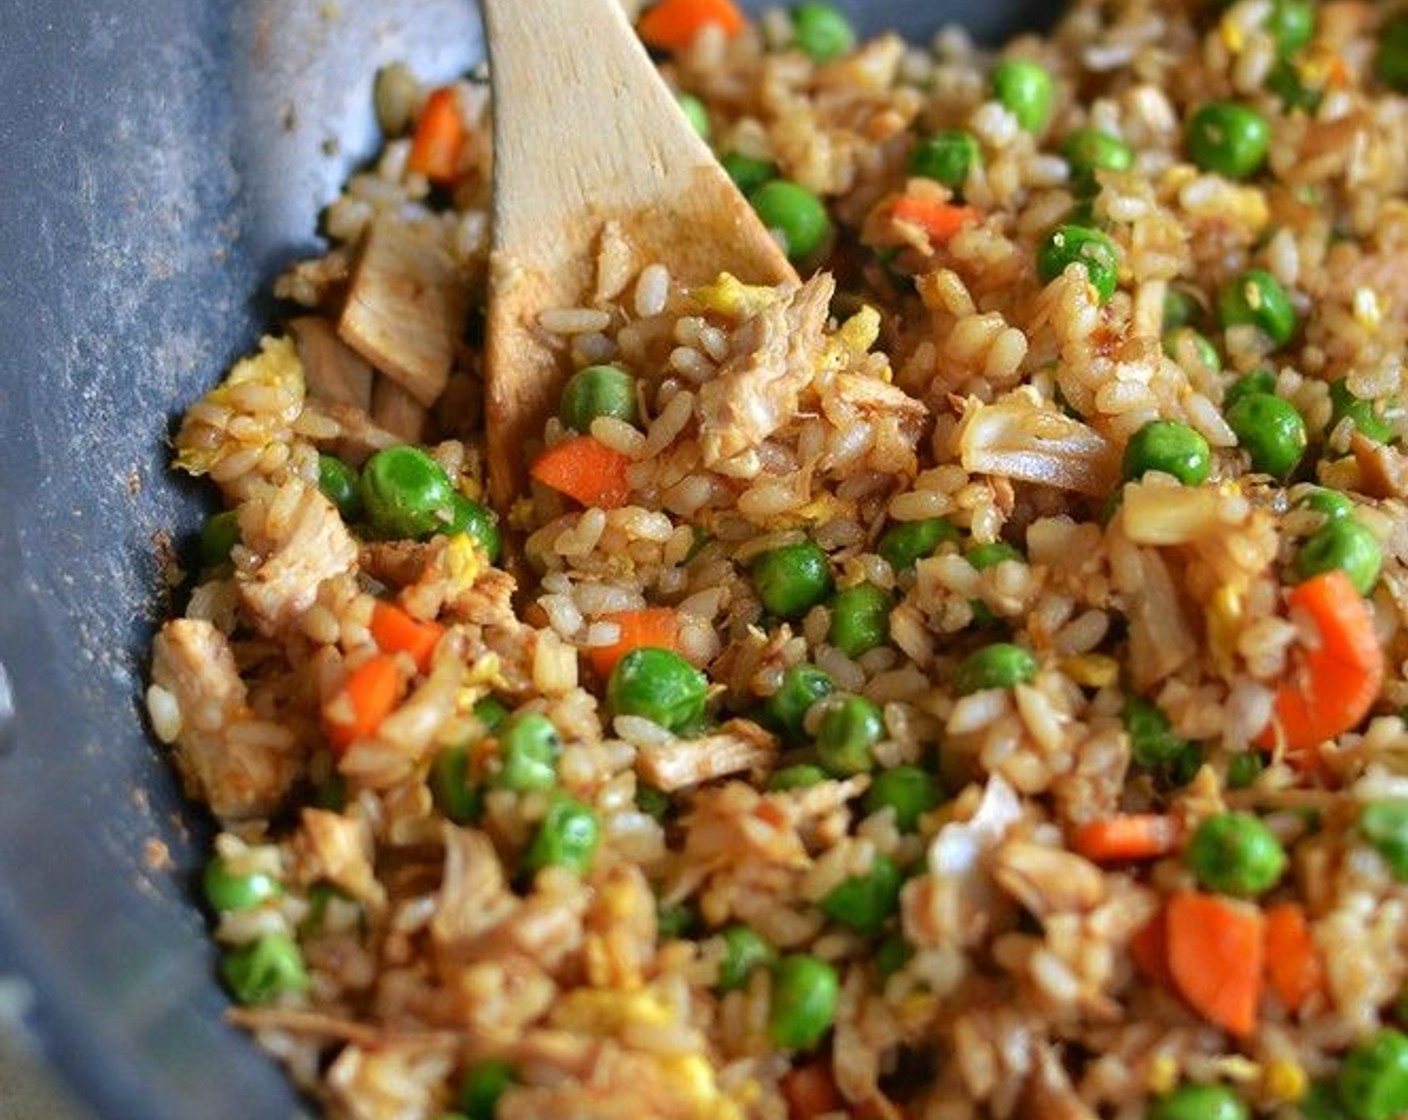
[1037,224,1120,303]
[312,774,347,812]
[768,763,829,791]
[1218,269,1298,348]
[864,765,942,832]
[749,180,833,261]
[494,713,561,792]
[1148,1083,1249,1120]
[878,517,958,572]
[1062,126,1133,191]
[751,540,834,619]
[199,509,240,568]
[1223,369,1276,412]
[1268,0,1316,56]
[607,647,709,732]
[1168,740,1206,788]
[523,796,600,876]
[1162,287,1200,331]
[1121,420,1212,485]
[876,933,911,979]
[1300,1079,1351,1120]
[675,91,709,139]
[473,696,509,732]
[1338,1029,1408,1120]
[768,954,840,1050]
[908,129,981,194]
[1296,487,1355,523]
[990,58,1054,133]
[459,1059,516,1120]
[1225,751,1266,790]
[318,454,363,521]
[1266,57,1324,113]
[1379,15,1408,93]
[1162,327,1221,373]
[828,583,891,658]
[1185,811,1287,896]
[430,743,482,824]
[717,924,778,992]
[815,696,885,776]
[1358,800,1408,882]
[821,852,903,935]
[1296,517,1383,596]
[1226,391,1307,477]
[1329,379,1395,444]
[635,782,671,820]
[203,856,282,913]
[360,445,457,541]
[762,664,835,742]
[559,364,639,434]
[967,541,1023,571]
[720,152,779,195]
[220,933,310,1005]
[791,2,855,63]
[445,492,502,563]
[1186,101,1271,180]
[1122,696,1190,769]
[953,643,1038,696]
[657,901,698,940]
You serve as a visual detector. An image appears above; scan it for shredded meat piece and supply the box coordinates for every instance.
[236,480,358,637]
[339,216,473,407]
[149,618,300,819]
[293,808,386,909]
[697,273,835,467]
[635,719,778,792]
[287,315,374,411]
[1352,431,1408,499]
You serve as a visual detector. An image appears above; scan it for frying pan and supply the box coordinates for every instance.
[0,2,1049,1116]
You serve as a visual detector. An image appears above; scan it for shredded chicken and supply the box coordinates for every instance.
[149,618,300,819]
[697,273,835,468]
[339,216,474,407]
[958,389,1119,497]
[236,480,359,636]
[293,808,386,909]
[287,315,374,411]
[1352,431,1408,500]
[371,375,429,443]
[635,719,778,792]
[992,840,1106,918]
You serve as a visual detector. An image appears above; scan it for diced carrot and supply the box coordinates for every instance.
[637,0,745,52]
[1129,907,1173,988]
[406,87,467,185]
[780,1061,844,1120]
[588,607,680,678]
[1070,814,1180,864]
[369,600,445,673]
[530,435,632,509]
[323,654,405,754]
[1256,570,1384,755]
[1166,890,1265,1037]
[891,196,983,245]
[1264,902,1323,1013]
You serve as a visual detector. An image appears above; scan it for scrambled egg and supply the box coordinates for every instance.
[689,273,781,320]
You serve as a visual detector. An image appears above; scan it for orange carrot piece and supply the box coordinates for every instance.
[530,435,632,509]
[1166,890,1265,1037]
[369,601,445,673]
[1256,570,1384,754]
[1129,907,1173,988]
[406,87,466,185]
[1264,902,1323,1013]
[637,0,745,51]
[780,1061,844,1120]
[323,654,405,753]
[588,607,680,678]
[891,196,982,245]
[1070,814,1180,864]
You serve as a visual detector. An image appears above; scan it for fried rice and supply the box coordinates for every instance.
[147,1,1408,1117]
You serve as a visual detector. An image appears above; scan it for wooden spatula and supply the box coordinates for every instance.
[480,0,797,512]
